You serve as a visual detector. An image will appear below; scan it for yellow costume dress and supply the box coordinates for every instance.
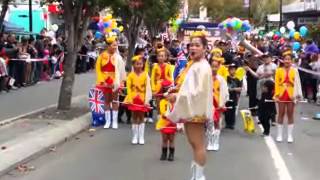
[95,51,126,93]
[124,71,152,112]
[151,63,173,94]
[274,67,302,101]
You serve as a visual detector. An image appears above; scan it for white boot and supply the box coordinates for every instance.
[104,110,111,129]
[191,161,206,180]
[213,129,220,151]
[287,124,294,143]
[276,124,283,142]
[131,124,138,144]
[206,133,214,151]
[138,123,145,145]
[112,110,118,129]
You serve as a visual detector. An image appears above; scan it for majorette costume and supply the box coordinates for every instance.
[167,32,213,179]
[124,55,152,145]
[274,54,302,143]
[155,80,178,161]
[95,35,126,129]
[207,74,229,151]
[151,61,173,95]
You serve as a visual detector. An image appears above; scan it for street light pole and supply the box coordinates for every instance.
[29,0,33,32]
[279,0,282,29]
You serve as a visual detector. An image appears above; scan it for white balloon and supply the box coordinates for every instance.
[286,21,295,30]
[51,24,59,32]
[280,27,286,34]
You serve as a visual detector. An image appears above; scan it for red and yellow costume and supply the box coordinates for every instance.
[212,75,229,122]
[95,51,126,93]
[151,62,173,94]
[156,99,177,134]
[125,70,152,112]
[274,67,302,101]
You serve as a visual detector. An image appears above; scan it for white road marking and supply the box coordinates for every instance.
[258,124,293,180]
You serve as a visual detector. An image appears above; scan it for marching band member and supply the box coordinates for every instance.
[156,80,178,161]
[151,48,173,111]
[207,60,229,151]
[166,31,213,180]
[124,55,152,145]
[274,50,303,143]
[95,34,126,129]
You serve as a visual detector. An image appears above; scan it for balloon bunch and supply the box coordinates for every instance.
[266,21,309,52]
[285,21,308,51]
[95,14,124,39]
[218,17,251,33]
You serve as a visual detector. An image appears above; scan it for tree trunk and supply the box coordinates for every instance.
[0,0,10,33]
[125,15,142,71]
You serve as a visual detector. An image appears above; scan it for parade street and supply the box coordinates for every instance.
[1,89,319,180]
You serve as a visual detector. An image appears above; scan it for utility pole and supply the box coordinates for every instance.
[29,0,33,32]
[279,0,283,29]
[248,0,251,20]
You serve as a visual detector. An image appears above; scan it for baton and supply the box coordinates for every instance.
[112,101,153,109]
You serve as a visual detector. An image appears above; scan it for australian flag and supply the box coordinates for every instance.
[89,87,106,127]
[173,49,187,80]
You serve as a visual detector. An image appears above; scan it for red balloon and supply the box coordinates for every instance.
[273,34,279,40]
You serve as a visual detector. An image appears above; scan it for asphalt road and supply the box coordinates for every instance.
[2,97,320,180]
[0,72,95,122]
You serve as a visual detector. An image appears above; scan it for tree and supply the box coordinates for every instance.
[189,0,296,24]
[105,0,180,70]
[0,0,12,32]
[143,0,180,38]
[43,0,110,110]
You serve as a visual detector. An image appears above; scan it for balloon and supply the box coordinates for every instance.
[95,31,103,39]
[111,21,117,29]
[287,21,295,30]
[289,30,295,38]
[299,26,308,37]
[293,32,301,41]
[118,26,124,32]
[275,31,281,36]
[218,23,224,29]
[273,34,279,40]
[235,20,243,31]
[103,22,110,28]
[280,27,286,34]
[113,28,120,33]
[103,14,112,22]
[231,20,237,28]
[51,24,58,32]
[292,42,301,51]
[226,21,233,28]
[105,28,112,33]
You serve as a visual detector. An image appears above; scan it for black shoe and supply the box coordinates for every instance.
[168,147,175,161]
[160,147,168,161]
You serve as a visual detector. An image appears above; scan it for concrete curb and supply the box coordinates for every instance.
[0,113,91,177]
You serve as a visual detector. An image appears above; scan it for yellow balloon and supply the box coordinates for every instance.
[293,32,301,41]
[106,14,112,20]
[105,28,112,33]
[111,22,118,29]
[119,26,124,32]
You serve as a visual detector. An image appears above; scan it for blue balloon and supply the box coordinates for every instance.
[103,22,110,28]
[242,22,251,32]
[289,30,295,38]
[95,32,103,39]
[275,31,281,36]
[227,22,233,28]
[218,23,224,29]
[292,42,301,51]
[231,20,237,28]
[299,26,308,37]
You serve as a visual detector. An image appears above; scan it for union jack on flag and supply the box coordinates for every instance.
[89,88,105,114]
